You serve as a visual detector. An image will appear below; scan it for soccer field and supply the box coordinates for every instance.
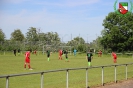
[0,53,133,88]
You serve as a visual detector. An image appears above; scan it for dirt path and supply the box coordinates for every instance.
[92,78,133,88]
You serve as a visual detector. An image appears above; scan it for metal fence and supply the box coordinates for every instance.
[0,63,133,88]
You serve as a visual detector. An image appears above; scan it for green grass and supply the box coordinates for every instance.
[0,53,133,88]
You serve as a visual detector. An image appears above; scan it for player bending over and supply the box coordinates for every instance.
[112,52,117,63]
[59,49,63,60]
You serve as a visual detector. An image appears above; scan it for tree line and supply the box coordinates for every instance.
[0,27,88,52]
[0,12,133,53]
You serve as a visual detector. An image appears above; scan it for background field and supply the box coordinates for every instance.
[0,52,133,88]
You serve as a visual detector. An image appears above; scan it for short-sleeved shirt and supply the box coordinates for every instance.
[87,52,93,59]
[74,50,77,53]
[47,50,50,55]
[59,50,62,56]
[25,51,30,63]
[112,52,117,58]
[25,51,30,59]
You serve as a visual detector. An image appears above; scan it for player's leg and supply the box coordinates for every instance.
[58,55,60,60]
[114,59,116,63]
[88,58,91,67]
[114,57,117,63]
[65,55,68,62]
[24,59,27,69]
[28,64,33,70]
[47,55,50,61]
[61,55,62,60]
[27,62,32,70]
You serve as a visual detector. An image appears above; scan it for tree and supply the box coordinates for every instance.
[67,37,85,46]
[90,36,103,51]
[10,29,24,41]
[101,12,133,52]
[26,27,39,41]
[44,32,61,45]
[67,37,86,52]
[0,29,6,41]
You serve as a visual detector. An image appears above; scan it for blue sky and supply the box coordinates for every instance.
[0,0,132,43]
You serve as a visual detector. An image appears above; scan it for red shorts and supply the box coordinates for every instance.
[25,58,30,63]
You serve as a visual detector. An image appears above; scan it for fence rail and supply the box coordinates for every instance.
[0,63,133,88]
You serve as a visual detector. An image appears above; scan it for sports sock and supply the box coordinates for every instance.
[48,58,49,61]
[66,58,68,61]
[24,64,26,68]
[88,62,91,66]
[28,65,31,69]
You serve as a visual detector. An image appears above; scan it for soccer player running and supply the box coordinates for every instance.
[46,48,50,61]
[24,50,33,70]
[86,50,93,67]
[65,49,69,62]
[112,52,117,63]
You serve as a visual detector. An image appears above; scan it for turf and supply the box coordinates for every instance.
[0,52,133,88]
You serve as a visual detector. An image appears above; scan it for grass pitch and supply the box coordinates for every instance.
[0,52,133,88]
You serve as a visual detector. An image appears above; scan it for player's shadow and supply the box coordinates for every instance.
[87,86,90,88]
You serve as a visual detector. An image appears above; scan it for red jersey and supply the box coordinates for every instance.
[112,52,117,58]
[25,51,30,63]
[59,50,62,56]
[34,50,36,54]
[25,51,30,59]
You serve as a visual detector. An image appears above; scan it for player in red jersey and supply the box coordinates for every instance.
[24,51,33,70]
[58,49,63,60]
[98,50,102,57]
[34,49,37,56]
[112,52,117,63]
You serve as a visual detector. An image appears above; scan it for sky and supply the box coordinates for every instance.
[0,0,132,43]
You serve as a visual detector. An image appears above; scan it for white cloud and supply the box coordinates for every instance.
[0,0,106,41]
[0,8,104,41]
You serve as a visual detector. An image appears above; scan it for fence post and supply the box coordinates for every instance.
[41,73,44,88]
[114,65,117,83]
[6,76,9,88]
[102,66,104,86]
[66,69,69,88]
[126,64,127,80]
[86,68,88,88]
